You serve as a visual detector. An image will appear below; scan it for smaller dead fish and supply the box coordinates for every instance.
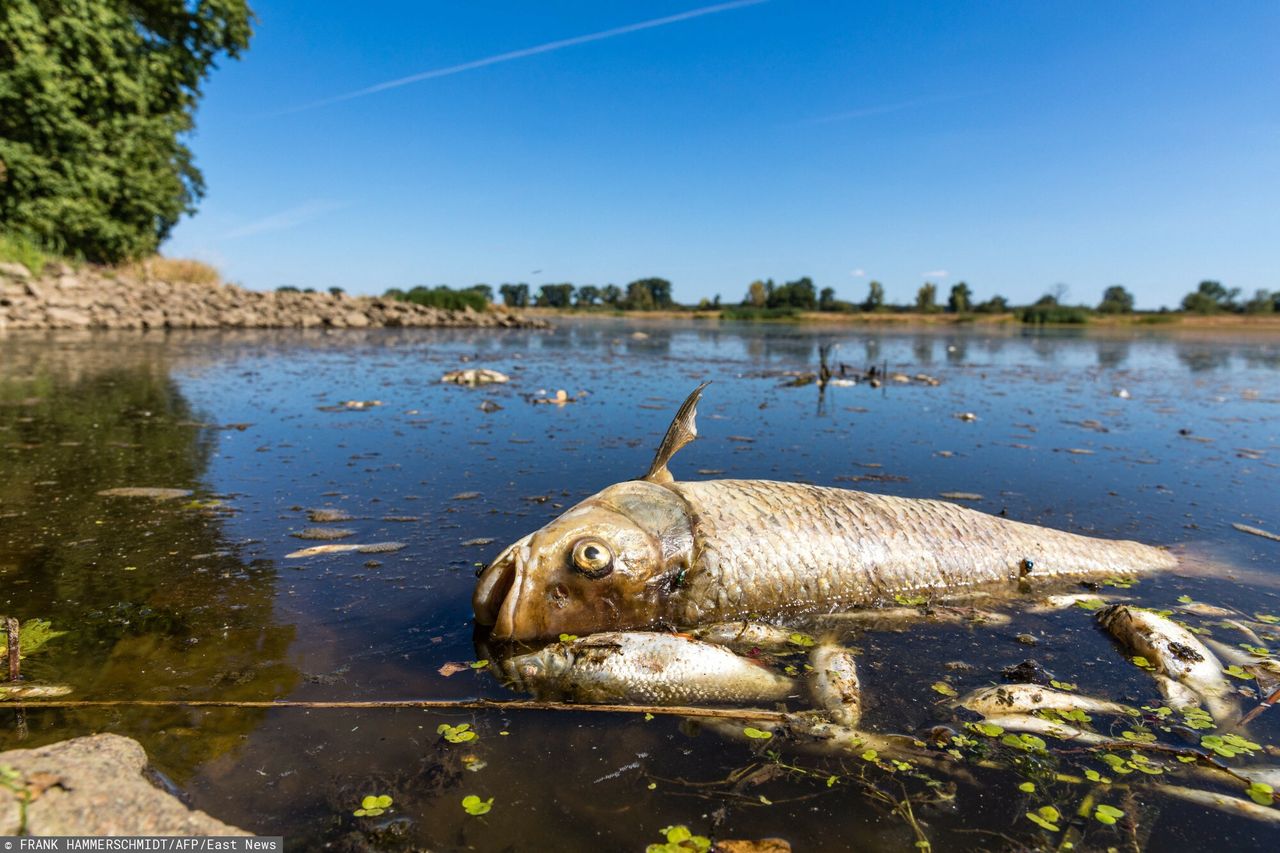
[818,606,1011,628]
[691,621,796,653]
[1160,786,1280,825]
[959,684,1132,718]
[0,683,73,701]
[808,643,861,727]
[977,713,1109,745]
[1177,601,1239,619]
[1098,604,1234,721]
[1027,593,1113,613]
[442,368,509,386]
[501,632,795,706]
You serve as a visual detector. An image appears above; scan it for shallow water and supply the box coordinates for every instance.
[2,320,1279,851]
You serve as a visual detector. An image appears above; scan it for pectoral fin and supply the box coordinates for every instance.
[641,382,709,484]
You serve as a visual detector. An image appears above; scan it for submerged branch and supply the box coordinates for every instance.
[0,696,788,722]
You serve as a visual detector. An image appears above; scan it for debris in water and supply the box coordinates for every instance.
[953,412,978,422]
[442,368,509,386]
[291,527,355,541]
[1232,523,1280,543]
[284,542,405,558]
[939,492,982,501]
[96,487,192,500]
[307,508,352,523]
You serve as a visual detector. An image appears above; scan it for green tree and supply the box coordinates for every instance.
[819,286,836,311]
[974,294,1008,313]
[536,283,575,308]
[746,280,768,307]
[575,285,600,307]
[1181,280,1238,314]
[1097,285,1134,314]
[600,284,621,306]
[467,283,493,303]
[862,280,884,312]
[769,276,816,310]
[499,283,529,307]
[0,0,255,262]
[947,282,972,313]
[1242,289,1275,315]
[328,286,344,297]
[916,282,939,313]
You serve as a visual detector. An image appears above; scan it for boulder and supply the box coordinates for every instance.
[0,261,31,280]
[0,734,249,836]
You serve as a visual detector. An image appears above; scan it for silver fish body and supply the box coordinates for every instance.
[474,386,1177,640]
[959,684,1133,718]
[500,631,796,705]
[808,642,862,727]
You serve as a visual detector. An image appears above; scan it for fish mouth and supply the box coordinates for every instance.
[473,535,541,640]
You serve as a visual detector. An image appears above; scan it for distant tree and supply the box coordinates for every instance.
[712,293,721,308]
[276,285,301,294]
[974,295,1009,313]
[1181,280,1239,314]
[623,277,673,310]
[467,283,494,303]
[1034,293,1059,307]
[916,282,939,313]
[328,286,345,297]
[862,281,884,312]
[0,0,254,262]
[769,276,816,310]
[1242,289,1275,315]
[499,283,529,308]
[575,285,600,307]
[382,287,405,300]
[819,286,836,311]
[947,282,972,313]
[1051,282,1071,304]
[746,280,768,307]
[1097,285,1134,314]
[600,284,622,306]
[536,283,575,308]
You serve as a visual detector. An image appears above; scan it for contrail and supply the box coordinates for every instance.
[287,0,767,113]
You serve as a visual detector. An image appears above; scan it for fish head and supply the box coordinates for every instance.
[473,481,693,640]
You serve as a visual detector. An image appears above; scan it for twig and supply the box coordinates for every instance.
[4,617,18,682]
[0,696,788,721]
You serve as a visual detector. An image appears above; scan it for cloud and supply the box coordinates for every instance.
[288,0,768,113]
[921,270,949,279]
[220,200,346,240]
[849,268,866,277]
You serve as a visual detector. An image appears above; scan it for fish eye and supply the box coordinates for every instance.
[570,538,613,579]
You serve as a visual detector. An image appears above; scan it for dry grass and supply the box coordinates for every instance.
[123,256,222,285]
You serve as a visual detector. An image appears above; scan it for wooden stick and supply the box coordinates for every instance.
[4,617,18,683]
[0,696,789,721]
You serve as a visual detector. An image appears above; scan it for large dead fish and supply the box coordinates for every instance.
[475,384,1177,640]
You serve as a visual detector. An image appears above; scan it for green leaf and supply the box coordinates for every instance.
[558,633,578,642]
[1224,665,1255,680]
[930,681,958,697]
[461,795,493,815]
[665,826,692,844]
[1026,806,1061,832]
[1246,782,1275,806]
[860,749,878,761]
[742,727,773,739]
[470,659,489,669]
[894,593,928,606]
[0,619,67,659]
[1049,680,1078,691]
[787,632,815,647]
[1018,782,1036,793]
[1256,613,1280,624]
[1094,803,1124,825]
[1177,595,1193,603]
[967,722,1005,737]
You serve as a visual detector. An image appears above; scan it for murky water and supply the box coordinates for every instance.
[2,320,1278,851]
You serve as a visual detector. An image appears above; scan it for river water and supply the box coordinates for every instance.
[1,319,1278,850]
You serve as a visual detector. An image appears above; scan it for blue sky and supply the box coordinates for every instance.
[164,1,1280,308]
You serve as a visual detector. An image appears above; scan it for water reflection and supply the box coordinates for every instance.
[0,342,298,778]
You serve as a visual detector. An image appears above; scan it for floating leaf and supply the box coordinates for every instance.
[461,795,493,816]
[558,633,578,642]
[1177,595,1194,604]
[1049,680,1078,692]
[787,632,815,647]
[1238,643,1271,657]
[1256,614,1280,624]
[1121,730,1157,743]
[1018,782,1036,793]
[644,712,654,721]
[968,722,1005,738]
[894,593,928,607]
[826,775,838,787]
[1131,656,1155,671]
[1026,806,1061,831]
[470,659,489,669]
[1245,782,1275,806]
[0,619,66,659]
[743,727,773,739]
[861,750,878,761]
[930,682,958,697]
[1094,803,1124,825]
[1074,598,1106,611]
[1224,665,1255,680]
[438,723,479,744]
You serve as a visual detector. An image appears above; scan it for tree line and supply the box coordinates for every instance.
[376,276,1279,320]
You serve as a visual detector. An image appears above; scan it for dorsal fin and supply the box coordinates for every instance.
[641,382,709,484]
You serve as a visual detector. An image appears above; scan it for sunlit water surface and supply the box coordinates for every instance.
[2,320,1279,851]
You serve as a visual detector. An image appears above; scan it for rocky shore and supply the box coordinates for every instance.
[0,261,546,330]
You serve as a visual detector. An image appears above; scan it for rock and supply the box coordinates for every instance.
[0,734,248,836]
[0,261,31,279]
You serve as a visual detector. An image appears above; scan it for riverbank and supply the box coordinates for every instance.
[521,306,1280,331]
[0,260,546,331]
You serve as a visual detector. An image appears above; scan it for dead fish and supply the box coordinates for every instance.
[818,606,1012,628]
[1159,786,1280,825]
[442,368,509,386]
[977,713,1109,745]
[475,385,1177,640]
[690,621,796,652]
[959,684,1132,718]
[1097,605,1235,720]
[808,643,861,726]
[1026,593,1114,613]
[0,683,73,701]
[1177,601,1240,619]
[500,631,795,705]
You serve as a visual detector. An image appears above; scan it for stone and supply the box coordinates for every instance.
[0,261,31,279]
[0,734,248,836]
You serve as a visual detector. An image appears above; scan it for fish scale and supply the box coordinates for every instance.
[670,479,1176,624]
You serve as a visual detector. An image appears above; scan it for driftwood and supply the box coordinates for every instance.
[0,696,788,722]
